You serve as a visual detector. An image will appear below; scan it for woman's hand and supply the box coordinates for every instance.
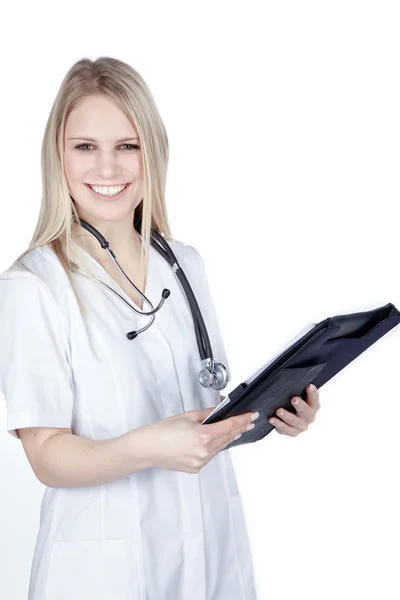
[269,384,320,437]
[140,407,258,474]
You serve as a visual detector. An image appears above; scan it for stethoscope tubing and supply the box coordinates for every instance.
[151,230,213,362]
[71,218,228,390]
[73,220,213,362]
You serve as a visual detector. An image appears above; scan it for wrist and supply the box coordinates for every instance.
[132,424,159,470]
[120,426,156,472]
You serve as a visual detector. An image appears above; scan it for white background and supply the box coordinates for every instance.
[1,1,399,598]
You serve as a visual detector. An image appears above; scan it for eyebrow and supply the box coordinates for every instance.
[68,136,139,143]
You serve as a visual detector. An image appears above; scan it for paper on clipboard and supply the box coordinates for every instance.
[202,321,318,423]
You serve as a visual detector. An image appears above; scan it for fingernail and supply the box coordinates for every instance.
[233,433,242,440]
[251,412,260,422]
[309,384,315,391]
[246,423,255,431]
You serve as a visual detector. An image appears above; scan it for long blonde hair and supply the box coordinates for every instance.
[13,56,175,318]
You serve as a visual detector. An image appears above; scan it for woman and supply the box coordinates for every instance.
[0,56,320,600]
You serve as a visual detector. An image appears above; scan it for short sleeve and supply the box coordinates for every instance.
[190,248,232,387]
[0,275,73,440]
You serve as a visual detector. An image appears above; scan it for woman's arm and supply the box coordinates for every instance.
[20,426,153,489]
[20,396,228,488]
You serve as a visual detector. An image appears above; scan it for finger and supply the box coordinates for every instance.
[274,407,309,432]
[269,416,300,437]
[196,428,232,459]
[290,395,309,414]
[208,433,235,455]
[305,383,321,410]
[208,414,259,454]
[200,411,256,444]
[212,425,247,455]
[290,395,316,423]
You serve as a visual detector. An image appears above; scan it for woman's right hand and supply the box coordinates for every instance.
[141,408,259,473]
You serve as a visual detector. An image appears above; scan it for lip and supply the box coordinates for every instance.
[84,182,132,200]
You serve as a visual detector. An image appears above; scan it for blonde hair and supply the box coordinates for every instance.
[13,56,176,318]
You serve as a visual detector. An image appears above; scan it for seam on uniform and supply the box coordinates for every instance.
[77,307,145,598]
[197,476,208,600]
[62,290,108,540]
[43,499,61,600]
[221,455,249,600]
[43,543,55,600]
[227,495,250,600]
[74,313,111,541]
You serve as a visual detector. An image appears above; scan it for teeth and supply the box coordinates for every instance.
[88,183,128,196]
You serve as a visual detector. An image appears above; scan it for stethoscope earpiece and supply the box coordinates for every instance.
[75,219,228,391]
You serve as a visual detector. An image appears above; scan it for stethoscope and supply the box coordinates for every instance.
[70,219,228,391]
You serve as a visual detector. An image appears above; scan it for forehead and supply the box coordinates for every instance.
[65,95,138,139]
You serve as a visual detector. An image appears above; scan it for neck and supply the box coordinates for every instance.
[72,220,142,267]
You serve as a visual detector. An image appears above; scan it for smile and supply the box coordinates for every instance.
[84,182,131,198]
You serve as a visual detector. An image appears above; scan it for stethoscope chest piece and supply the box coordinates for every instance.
[199,359,229,391]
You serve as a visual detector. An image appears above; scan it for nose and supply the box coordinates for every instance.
[94,153,124,180]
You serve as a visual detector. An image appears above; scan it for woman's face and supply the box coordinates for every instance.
[63,94,144,225]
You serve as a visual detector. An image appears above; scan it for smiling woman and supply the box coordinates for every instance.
[0,56,258,600]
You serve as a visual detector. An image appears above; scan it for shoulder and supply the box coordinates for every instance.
[0,245,71,321]
[162,238,205,273]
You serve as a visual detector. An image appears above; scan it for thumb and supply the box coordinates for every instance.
[185,407,216,422]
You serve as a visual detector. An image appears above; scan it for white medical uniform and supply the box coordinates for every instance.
[0,238,259,600]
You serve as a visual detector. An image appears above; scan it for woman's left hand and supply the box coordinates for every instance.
[269,384,320,437]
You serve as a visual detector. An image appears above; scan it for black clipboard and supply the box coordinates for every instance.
[202,302,400,449]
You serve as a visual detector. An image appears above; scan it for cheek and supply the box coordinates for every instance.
[132,153,144,179]
[64,152,86,185]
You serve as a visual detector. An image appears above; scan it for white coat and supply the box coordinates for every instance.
[0,238,259,600]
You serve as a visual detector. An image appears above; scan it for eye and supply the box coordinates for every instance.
[121,143,140,151]
[74,143,141,151]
